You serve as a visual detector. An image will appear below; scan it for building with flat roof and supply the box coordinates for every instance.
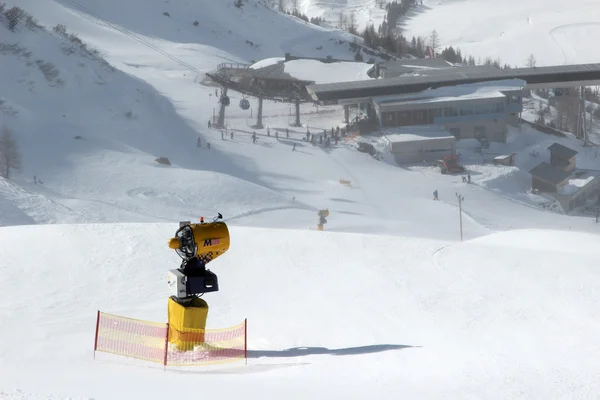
[372,79,525,143]
[385,126,456,164]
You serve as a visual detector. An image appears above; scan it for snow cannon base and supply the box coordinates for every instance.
[168,296,209,351]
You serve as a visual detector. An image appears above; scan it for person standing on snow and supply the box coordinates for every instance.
[433,190,439,201]
[292,143,296,151]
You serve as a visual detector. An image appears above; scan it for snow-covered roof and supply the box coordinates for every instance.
[494,154,515,160]
[384,126,455,143]
[373,79,525,107]
[249,57,285,69]
[558,170,600,195]
[247,58,374,84]
[283,59,373,84]
[377,58,454,78]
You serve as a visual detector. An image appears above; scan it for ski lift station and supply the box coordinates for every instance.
[209,55,600,162]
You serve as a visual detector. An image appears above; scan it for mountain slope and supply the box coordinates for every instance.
[0,10,304,225]
[403,0,600,66]
[13,0,360,64]
[1,223,600,398]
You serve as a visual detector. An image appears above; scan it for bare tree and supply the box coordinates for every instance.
[526,53,536,68]
[429,29,440,55]
[338,12,346,30]
[0,126,21,180]
[278,0,285,12]
[291,0,299,12]
[554,89,579,133]
[347,12,358,35]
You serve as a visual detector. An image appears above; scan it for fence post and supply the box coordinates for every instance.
[244,318,248,365]
[93,310,100,359]
[163,323,170,371]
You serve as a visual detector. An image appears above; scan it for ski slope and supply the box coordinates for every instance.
[2,0,600,398]
[403,0,600,67]
[2,224,600,399]
[1,0,598,235]
[301,0,600,67]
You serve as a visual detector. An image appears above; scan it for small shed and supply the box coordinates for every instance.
[529,162,571,193]
[548,143,578,172]
[493,153,516,166]
[385,126,456,164]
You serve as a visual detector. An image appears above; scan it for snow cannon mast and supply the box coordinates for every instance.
[167,214,230,298]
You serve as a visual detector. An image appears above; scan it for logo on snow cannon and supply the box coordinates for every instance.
[168,217,230,262]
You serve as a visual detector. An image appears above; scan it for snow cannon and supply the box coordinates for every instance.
[317,209,329,231]
[167,214,230,298]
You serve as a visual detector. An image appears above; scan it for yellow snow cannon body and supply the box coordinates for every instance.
[168,217,230,265]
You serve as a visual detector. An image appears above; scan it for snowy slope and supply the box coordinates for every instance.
[2,223,600,399]
[0,4,319,226]
[2,0,599,236]
[3,1,600,398]
[13,0,359,65]
[403,0,600,67]
[299,0,391,32]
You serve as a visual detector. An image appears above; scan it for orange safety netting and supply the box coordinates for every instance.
[94,311,246,366]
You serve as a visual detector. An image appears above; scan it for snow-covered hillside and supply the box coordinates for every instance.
[0,0,359,227]
[2,223,600,399]
[403,0,600,67]
[2,0,600,398]
[299,0,391,32]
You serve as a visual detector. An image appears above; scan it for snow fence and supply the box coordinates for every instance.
[94,311,247,367]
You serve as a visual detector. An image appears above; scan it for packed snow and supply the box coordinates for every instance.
[2,0,600,398]
[403,0,600,67]
[3,224,600,399]
[249,57,285,69]
[283,59,374,84]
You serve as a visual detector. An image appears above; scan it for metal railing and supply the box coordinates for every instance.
[217,62,252,71]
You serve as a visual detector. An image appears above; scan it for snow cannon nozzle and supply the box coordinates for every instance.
[168,216,230,263]
[167,215,230,297]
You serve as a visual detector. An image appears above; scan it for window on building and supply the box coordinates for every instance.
[496,103,504,113]
[427,109,436,124]
[398,111,411,126]
[443,107,452,117]
[459,108,473,116]
[449,128,460,138]
[474,106,488,115]
[413,110,427,125]
[434,108,443,118]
